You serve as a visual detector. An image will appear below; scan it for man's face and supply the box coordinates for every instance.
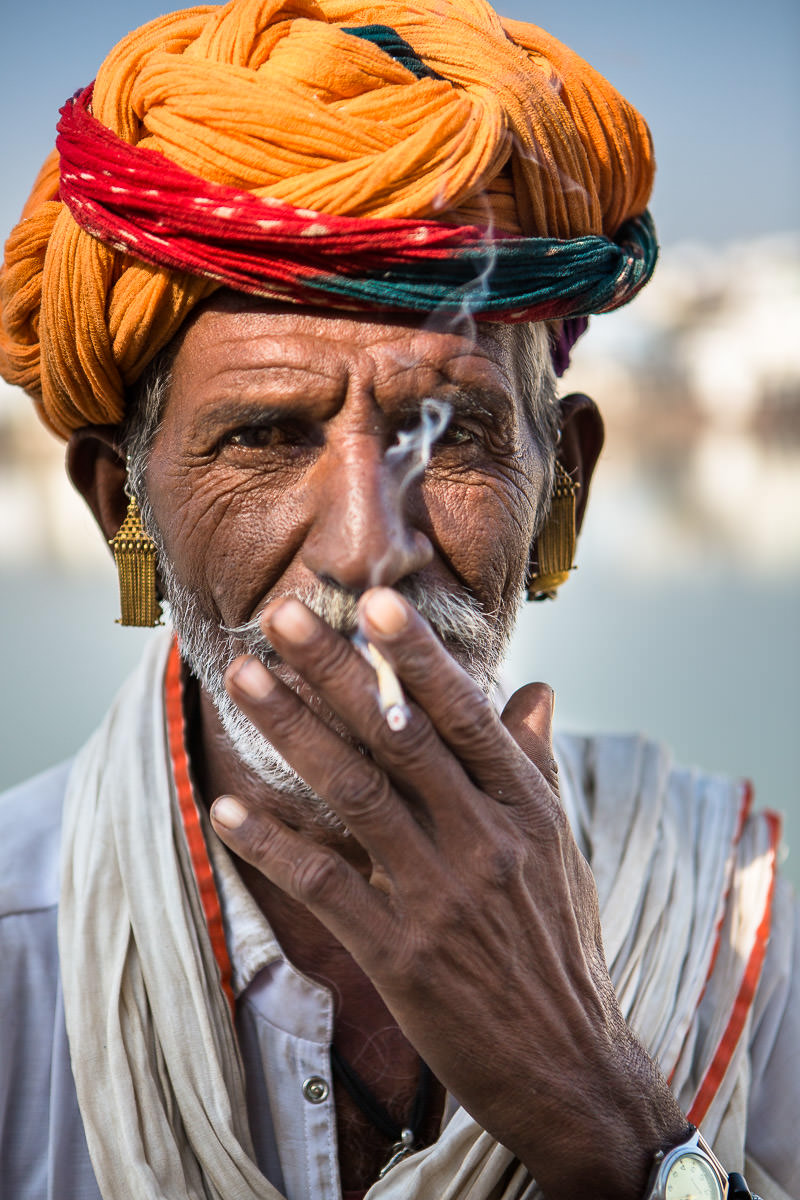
[143,299,550,798]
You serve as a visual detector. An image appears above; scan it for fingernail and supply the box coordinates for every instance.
[267,597,317,643]
[363,588,408,636]
[231,657,275,701]
[212,796,248,830]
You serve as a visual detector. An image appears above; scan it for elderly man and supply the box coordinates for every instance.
[0,3,796,1200]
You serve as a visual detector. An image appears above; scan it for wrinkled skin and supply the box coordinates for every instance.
[70,297,686,1199]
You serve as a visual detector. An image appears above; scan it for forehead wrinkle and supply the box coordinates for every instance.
[170,308,523,437]
[201,362,337,393]
[370,349,517,421]
[177,361,347,435]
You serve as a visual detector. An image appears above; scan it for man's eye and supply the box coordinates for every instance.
[437,424,476,447]
[226,424,302,449]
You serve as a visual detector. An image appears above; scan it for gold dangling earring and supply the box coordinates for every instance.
[109,492,163,627]
[526,461,580,601]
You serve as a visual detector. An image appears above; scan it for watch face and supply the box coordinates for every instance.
[665,1152,724,1200]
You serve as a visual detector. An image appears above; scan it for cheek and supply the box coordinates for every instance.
[423,466,541,604]
[147,458,311,622]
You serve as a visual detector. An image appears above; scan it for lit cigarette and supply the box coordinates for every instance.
[365,642,410,732]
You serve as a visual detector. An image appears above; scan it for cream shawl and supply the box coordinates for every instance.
[58,634,782,1200]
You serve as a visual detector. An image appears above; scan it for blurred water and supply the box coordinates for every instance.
[1,553,797,890]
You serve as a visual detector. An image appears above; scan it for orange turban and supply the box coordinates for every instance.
[0,0,655,437]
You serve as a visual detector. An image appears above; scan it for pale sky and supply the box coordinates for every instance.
[2,0,798,248]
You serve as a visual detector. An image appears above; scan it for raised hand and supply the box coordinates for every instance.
[211,587,686,1200]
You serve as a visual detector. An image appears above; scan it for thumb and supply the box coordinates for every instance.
[500,682,559,793]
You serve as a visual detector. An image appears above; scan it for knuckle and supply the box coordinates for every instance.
[382,626,438,682]
[486,839,526,888]
[469,834,526,890]
[541,753,559,783]
[442,687,497,746]
[390,635,477,708]
[375,712,439,771]
[324,760,393,824]
[307,635,356,692]
[291,849,346,904]
[257,693,309,746]
[522,775,568,840]
[245,820,283,865]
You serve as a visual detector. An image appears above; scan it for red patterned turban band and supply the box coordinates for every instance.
[0,1,657,436]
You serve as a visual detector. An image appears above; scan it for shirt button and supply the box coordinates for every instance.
[302,1075,330,1104]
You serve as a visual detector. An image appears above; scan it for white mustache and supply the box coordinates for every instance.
[159,566,517,817]
[223,578,493,654]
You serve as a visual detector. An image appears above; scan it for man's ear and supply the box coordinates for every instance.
[527,393,604,587]
[556,392,604,537]
[66,425,129,545]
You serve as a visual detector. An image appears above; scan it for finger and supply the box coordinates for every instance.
[358,588,540,803]
[500,684,560,794]
[209,795,398,969]
[261,597,484,831]
[225,654,437,874]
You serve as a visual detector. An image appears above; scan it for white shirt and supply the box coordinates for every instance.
[208,816,344,1200]
[0,761,439,1200]
[1,759,798,1200]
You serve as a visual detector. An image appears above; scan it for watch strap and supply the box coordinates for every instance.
[728,1172,763,1200]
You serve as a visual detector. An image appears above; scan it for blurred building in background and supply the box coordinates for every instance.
[564,233,800,575]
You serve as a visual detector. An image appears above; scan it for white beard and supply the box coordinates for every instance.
[157,555,522,825]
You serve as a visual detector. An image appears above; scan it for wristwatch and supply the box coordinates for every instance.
[644,1126,729,1200]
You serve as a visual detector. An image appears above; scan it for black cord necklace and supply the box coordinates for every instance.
[330,1045,433,1178]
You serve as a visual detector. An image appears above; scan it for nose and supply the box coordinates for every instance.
[301,432,433,592]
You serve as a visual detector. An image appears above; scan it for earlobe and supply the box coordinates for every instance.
[66,425,129,545]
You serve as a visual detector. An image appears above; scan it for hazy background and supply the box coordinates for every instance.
[1,0,798,885]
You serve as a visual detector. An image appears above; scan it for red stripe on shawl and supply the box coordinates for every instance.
[165,637,236,1016]
[667,781,754,1090]
[700,780,754,994]
[687,809,782,1126]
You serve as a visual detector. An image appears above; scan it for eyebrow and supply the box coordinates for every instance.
[436,384,513,421]
[187,379,513,440]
